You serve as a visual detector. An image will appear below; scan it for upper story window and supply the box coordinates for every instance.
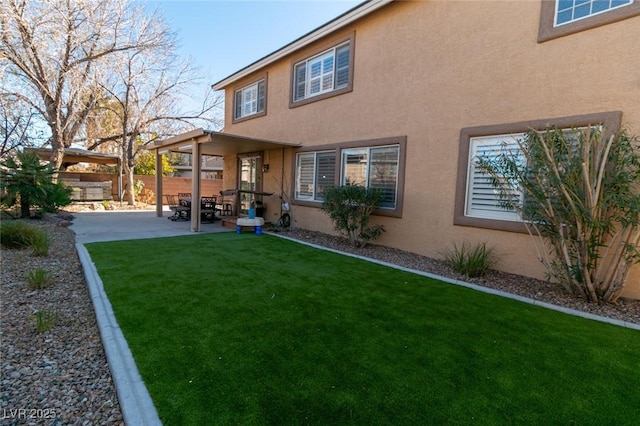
[290,33,355,108]
[233,77,266,123]
[555,0,633,25]
[538,0,640,42]
[293,42,350,102]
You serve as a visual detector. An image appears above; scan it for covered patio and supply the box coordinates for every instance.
[147,129,299,232]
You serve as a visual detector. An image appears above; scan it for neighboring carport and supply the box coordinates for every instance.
[146,129,300,232]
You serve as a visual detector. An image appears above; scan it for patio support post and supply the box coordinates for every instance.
[155,150,163,217]
[190,138,202,232]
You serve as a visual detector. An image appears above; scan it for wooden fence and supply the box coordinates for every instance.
[59,172,223,205]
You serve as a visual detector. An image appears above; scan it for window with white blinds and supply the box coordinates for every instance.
[295,145,399,209]
[295,151,336,201]
[293,41,350,102]
[342,145,399,209]
[465,134,524,221]
[234,79,266,120]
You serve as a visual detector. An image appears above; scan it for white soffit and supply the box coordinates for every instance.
[212,0,394,90]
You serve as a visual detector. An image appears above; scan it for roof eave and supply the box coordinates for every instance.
[211,0,394,91]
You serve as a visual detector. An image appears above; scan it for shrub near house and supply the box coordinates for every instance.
[476,127,640,303]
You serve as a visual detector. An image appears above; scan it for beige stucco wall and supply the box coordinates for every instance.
[222,1,640,298]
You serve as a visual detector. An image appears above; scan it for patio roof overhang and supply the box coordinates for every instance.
[149,129,300,231]
[26,147,120,166]
[146,129,301,156]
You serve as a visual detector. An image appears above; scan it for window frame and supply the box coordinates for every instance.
[341,145,401,210]
[538,0,640,42]
[294,150,337,202]
[293,136,406,218]
[289,32,355,108]
[454,111,622,233]
[232,74,268,123]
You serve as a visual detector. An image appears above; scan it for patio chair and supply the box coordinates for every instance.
[166,194,190,221]
[200,196,220,223]
[217,190,235,216]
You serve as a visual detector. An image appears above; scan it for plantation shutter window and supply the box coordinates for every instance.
[315,152,336,201]
[242,85,257,117]
[465,135,524,222]
[339,145,400,209]
[257,80,266,113]
[295,151,337,201]
[233,79,266,120]
[234,90,243,120]
[294,64,306,101]
[292,40,351,103]
[295,153,315,200]
[369,146,399,209]
[335,44,350,88]
[342,149,368,187]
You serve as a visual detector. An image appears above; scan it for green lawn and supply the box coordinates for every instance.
[86,233,640,425]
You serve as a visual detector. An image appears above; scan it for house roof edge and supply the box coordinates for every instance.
[211,0,394,91]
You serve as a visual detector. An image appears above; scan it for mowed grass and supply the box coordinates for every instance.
[86,233,640,425]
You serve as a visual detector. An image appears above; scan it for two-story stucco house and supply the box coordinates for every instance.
[150,0,640,298]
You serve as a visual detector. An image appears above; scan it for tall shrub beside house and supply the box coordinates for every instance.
[321,185,385,248]
[476,127,640,303]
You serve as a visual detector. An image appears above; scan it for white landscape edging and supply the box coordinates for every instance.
[76,243,162,426]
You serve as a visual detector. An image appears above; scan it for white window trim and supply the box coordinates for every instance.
[554,0,634,26]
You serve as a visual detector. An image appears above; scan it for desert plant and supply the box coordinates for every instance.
[476,126,640,303]
[441,241,498,278]
[0,221,47,251]
[31,231,50,257]
[0,151,72,217]
[321,185,385,247]
[28,268,54,289]
[32,308,59,333]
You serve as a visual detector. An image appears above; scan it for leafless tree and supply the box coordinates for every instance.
[0,94,44,157]
[0,0,166,173]
[86,23,223,204]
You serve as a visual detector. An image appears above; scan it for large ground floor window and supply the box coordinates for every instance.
[454,111,622,232]
[294,136,406,217]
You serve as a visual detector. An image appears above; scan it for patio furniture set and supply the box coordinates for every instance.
[165,192,233,223]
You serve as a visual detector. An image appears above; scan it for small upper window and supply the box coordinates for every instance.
[292,41,351,104]
[555,0,633,26]
[233,79,266,122]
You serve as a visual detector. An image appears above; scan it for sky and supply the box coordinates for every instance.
[147,0,363,101]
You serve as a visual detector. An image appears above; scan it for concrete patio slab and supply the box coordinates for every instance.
[71,209,231,244]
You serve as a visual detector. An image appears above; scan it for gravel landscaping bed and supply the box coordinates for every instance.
[1,214,123,426]
[1,212,638,425]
